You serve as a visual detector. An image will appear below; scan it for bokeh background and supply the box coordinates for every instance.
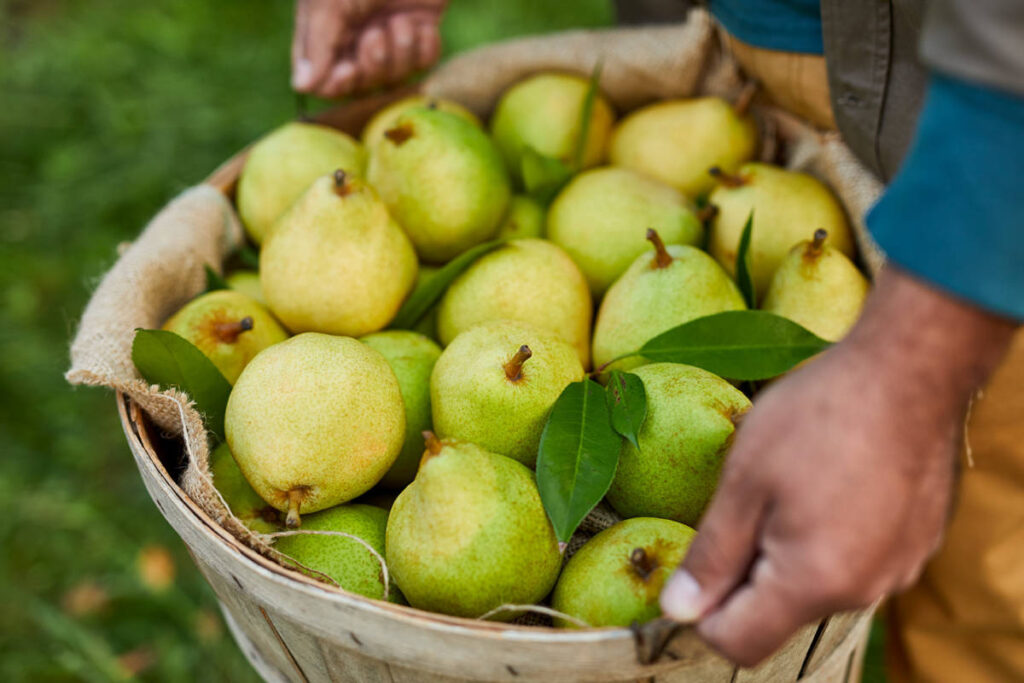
[0,0,884,679]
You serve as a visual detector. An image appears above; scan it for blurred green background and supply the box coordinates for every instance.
[0,0,884,680]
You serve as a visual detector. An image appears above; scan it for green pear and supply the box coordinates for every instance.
[360,331,442,489]
[236,122,365,244]
[361,95,481,148]
[261,171,418,337]
[591,230,746,375]
[409,265,441,341]
[551,517,696,628]
[431,321,584,467]
[273,504,402,602]
[707,163,855,299]
[385,434,561,618]
[209,442,282,534]
[762,229,869,341]
[547,167,704,296]
[490,73,615,179]
[436,238,593,367]
[606,363,751,526]
[496,195,545,240]
[225,270,264,304]
[367,108,511,263]
[225,333,405,527]
[608,97,757,197]
[162,289,288,384]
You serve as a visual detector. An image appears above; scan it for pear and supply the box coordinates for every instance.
[236,122,365,244]
[273,504,402,602]
[608,97,757,197]
[490,73,615,179]
[547,167,704,296]
[707,163,855,299]
[431,321,584,467]
[385,434,562,618]
[591,230,746,375]
[367,108,510,263]
[225,333,405,527]
[606,363,751,526]
[360,331,442,489]
[361,95,481,148]
[209,442,282,534]
[551,517,696,628]
[436,238,593,366]
[260,171,418,337]
[162,289,288,384]
[762,229,869,341]
[496,195,545,240]
[225,270,264,305]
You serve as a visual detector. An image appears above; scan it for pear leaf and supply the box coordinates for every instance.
[237,245,260,269]
[736,211,755,308]
[131,329,232,440]
[571,60,604,171]
[605,371,647,450]
[521,146,573,205]
[204,264,228,293]
[389,240,504,330]
[536,379,623,544]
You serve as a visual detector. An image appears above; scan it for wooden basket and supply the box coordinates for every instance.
[118,90,874,682]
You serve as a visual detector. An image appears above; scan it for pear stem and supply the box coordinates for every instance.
[333,169,353,197]
[213,316,254,343]
[426,99,438,110]
[285,488,306,529]
[696,205,719,223]
[804,229,828,261]
[422,431,443,456]
[708,166,747,188]
[504,345,533,382]
[733,81,759,117]
[647,229,673,269]
[629,547,658,581]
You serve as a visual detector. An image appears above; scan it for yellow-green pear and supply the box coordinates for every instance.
[762,229,869,341]
[261,171,418,337]
[236,122,365,244]
[496,195,546,240]
[707,163,854,299]
[431,321,584,467]
[607,363,751,526]
[209,443,282,534]
[551,518,696,628]
[592,230,746,375]
[490,73,615,179]
[367,108,510,263]
[385,434,561,618]
[361,331,442,489]
[547,167,704,296]
[162,289,288,384]
[225,333,405,527]
[225,270,264,304]
[609,97,756,197]
[436,238,593,366]
[361,95,481,148]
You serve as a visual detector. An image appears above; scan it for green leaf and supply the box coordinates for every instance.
[605,371,647,450]
[626,310,832,381]
[571,60,604,170]
[131,329,232,440]
[536,379,623,544]
[521,146,573,205]
[389,240,504,329]
[237,245,260,269]
[736,211,755,308]
[204,264,228,293]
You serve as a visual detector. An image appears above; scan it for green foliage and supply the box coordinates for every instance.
[736,211,755,308]
[604,370,646,450]
[204,264,228,292]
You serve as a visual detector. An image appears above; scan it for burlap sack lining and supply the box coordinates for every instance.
[65,9,884,616]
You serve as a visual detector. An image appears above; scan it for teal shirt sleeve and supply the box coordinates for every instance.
[866,75,1024,320]
[709,0,824,54]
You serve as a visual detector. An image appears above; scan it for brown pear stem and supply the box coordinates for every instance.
[285,488,306,529]
[647,229,673,269]
[696,205,719,223]
[213,316,254,343]
[629,547,658,581]
[333,169,353,197]
[733,80,759,117]
[422,431,443,456]
[804,228,828,260]
[708,166,748,188]
[425,99,438,110]
[504,345,533,382]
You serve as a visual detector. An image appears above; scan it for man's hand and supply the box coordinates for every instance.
[660,267,1015,667]
[292,0,448,98]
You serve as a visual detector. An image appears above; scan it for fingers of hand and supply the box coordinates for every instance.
[414,19,441,70]
[292,0,351,92]
[386,13,416,83]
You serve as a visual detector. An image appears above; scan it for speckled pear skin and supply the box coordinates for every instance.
[496,195,546,240]
[225,333,405,519]
[367,108,510,263]
[361,95,481,148]
[551,517,696,628]
[591,244,746,375]
[163,289,288,384]
[209,442,282,534]
[360,331,442,489]
[225,270,265,305]
[490,73,615,180]
[436,239,593,367]
[385,439,562,619]
[547,167,704,297]
[762,234,869,342]
[431,321,584,467]
[708,163,855,299]
[260,173,418,337]
[609,97,756,197]
[236,122,365,244]
[607,363,751,525]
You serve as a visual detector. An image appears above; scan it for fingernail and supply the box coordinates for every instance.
[292,59,313,89]
[660,570,703,622]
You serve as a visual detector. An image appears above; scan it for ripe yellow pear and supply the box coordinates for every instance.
[609,97,756,197]
[260,171,417,337]
[225,270,264,304]
[361,95,480,148]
